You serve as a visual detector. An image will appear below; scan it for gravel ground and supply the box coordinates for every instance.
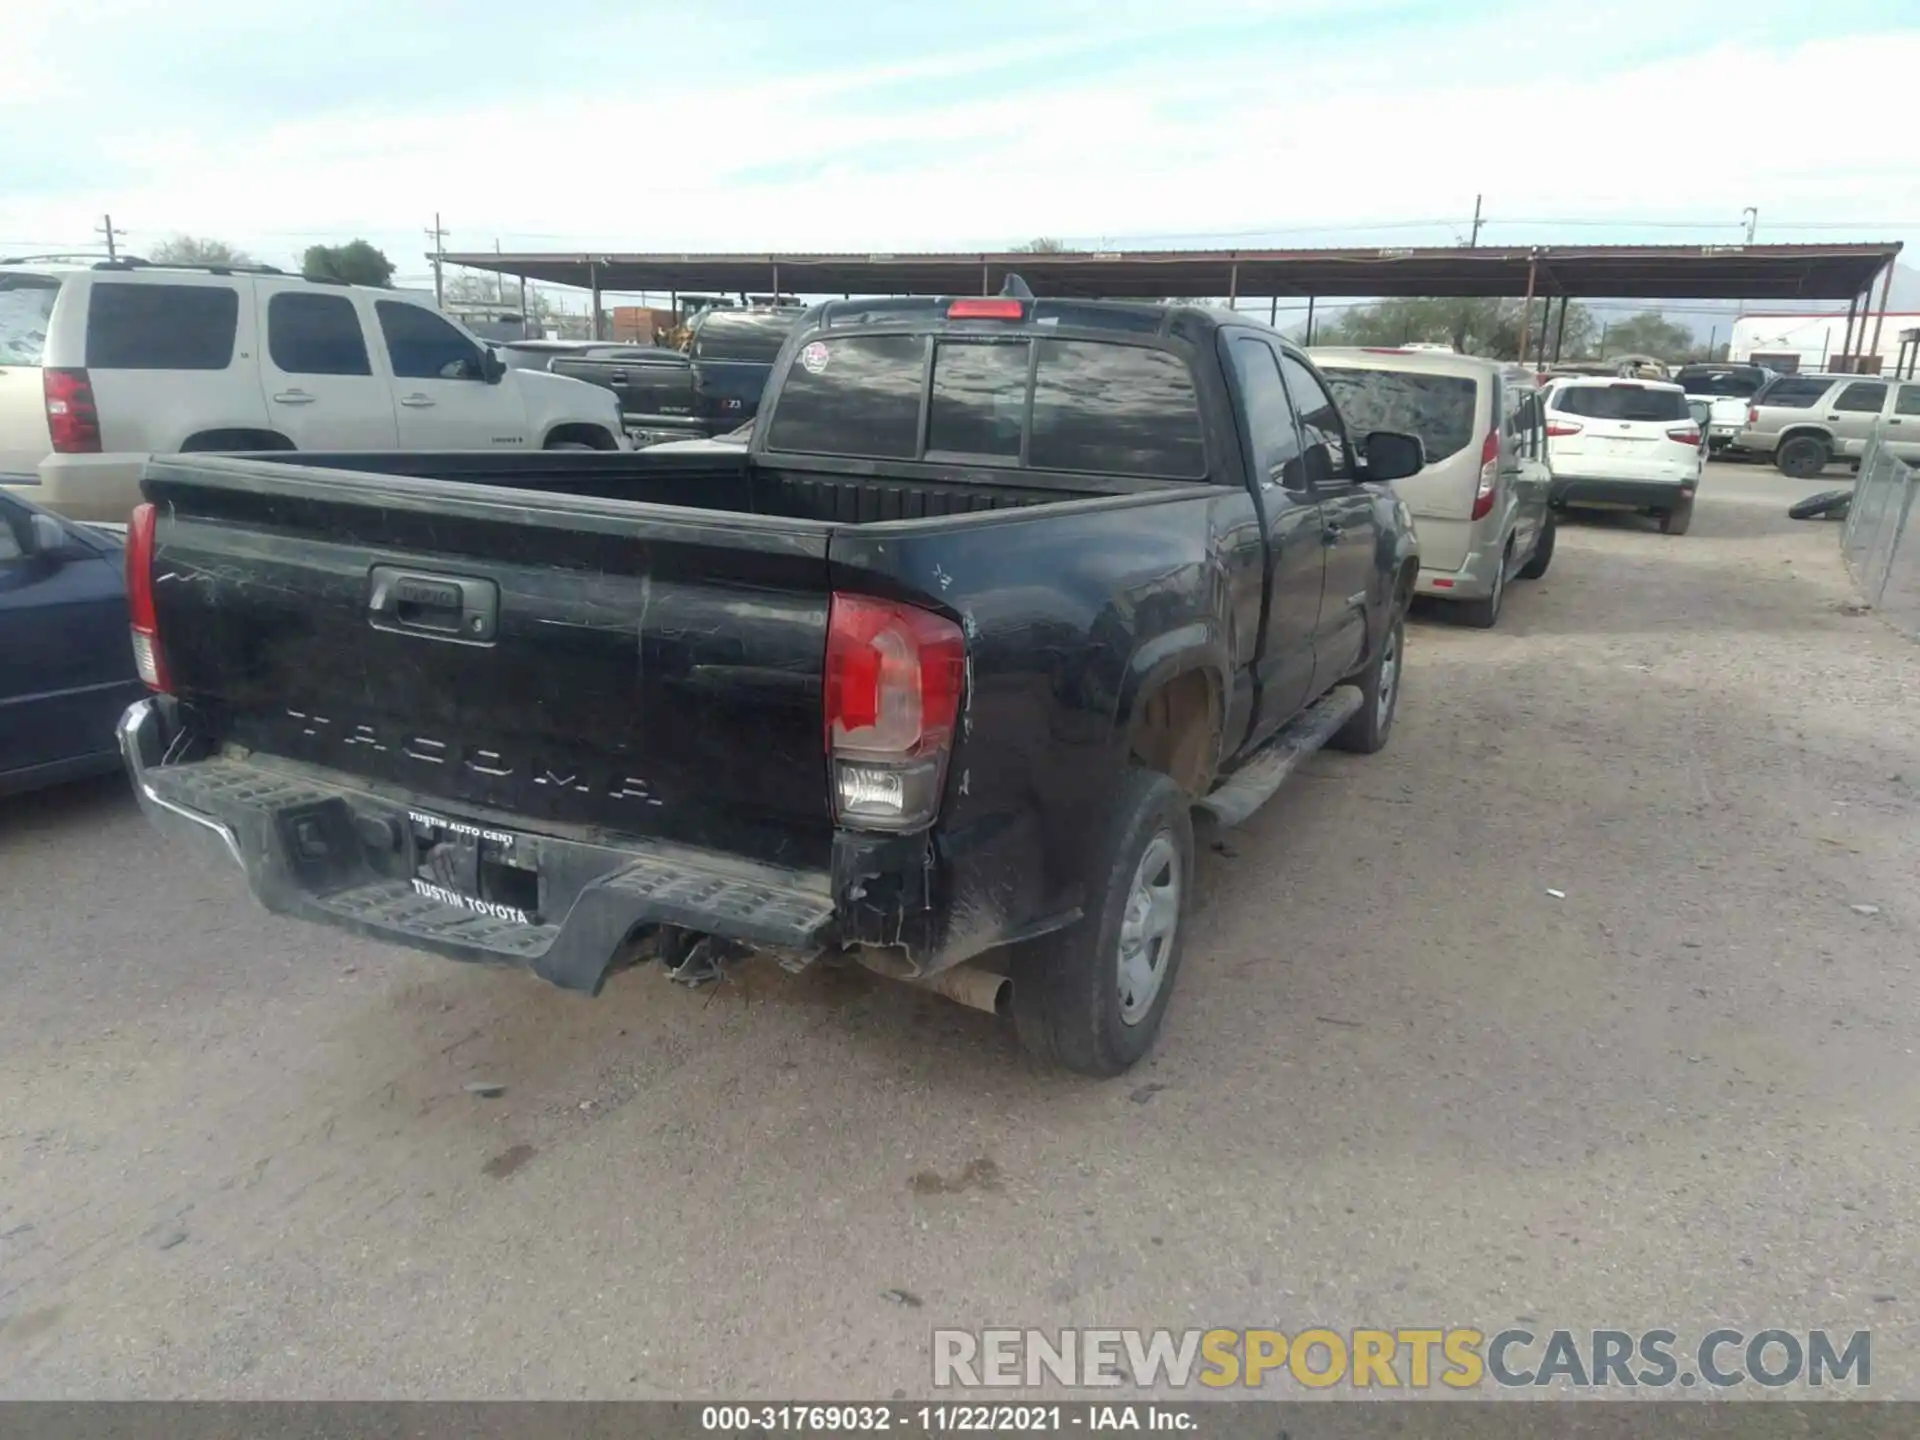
[1,462,1915,1400]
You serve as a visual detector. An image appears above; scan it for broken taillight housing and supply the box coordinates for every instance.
[824,593,966,831]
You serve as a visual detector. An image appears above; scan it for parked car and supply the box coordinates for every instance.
[1313,347,1553,628]
[1542,376,1702,534]
[117,291,1425,1076]
[0,260,629,523]
[1672,363,1773,455]
[0,489,143,796]
[545,308,801,447]
[1735,373,1920,476]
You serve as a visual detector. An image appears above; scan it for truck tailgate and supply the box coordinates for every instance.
[141,456,836,871]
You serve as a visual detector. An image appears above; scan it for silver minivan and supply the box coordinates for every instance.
[1313,348,1554,628]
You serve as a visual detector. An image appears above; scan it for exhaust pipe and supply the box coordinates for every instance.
[912,964,1011,1016]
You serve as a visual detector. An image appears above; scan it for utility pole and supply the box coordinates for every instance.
[1468,194,1484,248]
[96,214,125,261]
[425,213,449,306]
[1734,206,1759,346]
[494,238,504,305]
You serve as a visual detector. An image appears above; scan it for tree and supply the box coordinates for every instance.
[1317,296,1595,361]
[1596,311,1693,362]
[1012,237,1070,253]
[300,240,396,288]
[150,234,254,267]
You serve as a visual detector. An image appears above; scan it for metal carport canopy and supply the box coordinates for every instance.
[440,242,1902,301]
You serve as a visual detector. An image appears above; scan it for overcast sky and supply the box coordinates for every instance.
[3,0,1915,307]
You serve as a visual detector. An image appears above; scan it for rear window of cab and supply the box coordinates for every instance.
[765,333,1207,479]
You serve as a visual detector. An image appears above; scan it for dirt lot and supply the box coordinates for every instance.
[2,462,1915,1399]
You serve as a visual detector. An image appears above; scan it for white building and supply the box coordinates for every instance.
[1730,310,1920,375]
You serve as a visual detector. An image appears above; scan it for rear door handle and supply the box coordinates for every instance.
[608,371,628,381]
[272,389,315,405]
[399,394,435,408]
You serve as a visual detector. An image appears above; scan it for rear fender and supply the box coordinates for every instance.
[1112,624,1230,773]
[1778,423,1836,449]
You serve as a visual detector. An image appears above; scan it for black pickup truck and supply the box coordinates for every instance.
[119,292,1422,1075]
[546,309,801,446]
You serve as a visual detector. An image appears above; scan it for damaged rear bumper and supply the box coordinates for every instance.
[118,698,838,994]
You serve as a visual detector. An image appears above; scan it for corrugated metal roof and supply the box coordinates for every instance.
[439,243,1903,302]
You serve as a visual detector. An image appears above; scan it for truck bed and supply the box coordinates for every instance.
[249,450,1166,525]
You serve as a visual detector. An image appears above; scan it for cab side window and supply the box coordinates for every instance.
[1227,336,1303,488]
[1278,353,1353,486]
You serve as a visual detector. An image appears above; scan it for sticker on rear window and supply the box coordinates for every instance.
[800,341,830,374]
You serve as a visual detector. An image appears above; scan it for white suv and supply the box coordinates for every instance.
[0,261,628,522]
[1542,376,1703,535]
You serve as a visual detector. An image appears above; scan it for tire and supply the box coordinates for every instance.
[1517,517,1555,580]
[1788,488,1853,522]
[1660,497,1694,536]
[1454,545,1508,629]
[545,441,596,451]
[1011,768,1193,1077]
[1328,609,1405,754]
[1776,435,1830,479]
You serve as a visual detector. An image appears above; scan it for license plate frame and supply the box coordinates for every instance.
[407,807,539,923]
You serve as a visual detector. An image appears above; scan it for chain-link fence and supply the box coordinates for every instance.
[1841,427,1920,638]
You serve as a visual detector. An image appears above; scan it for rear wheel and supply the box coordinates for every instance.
[1328,610,1404,754]
[1517,517,1555,580]
[1660,497,1694,536]
[1455,545,1508,628]
[1011,768,1193,1077]
[1776,435,1830,479]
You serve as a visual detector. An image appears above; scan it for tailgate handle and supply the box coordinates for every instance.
[367,566,498,644]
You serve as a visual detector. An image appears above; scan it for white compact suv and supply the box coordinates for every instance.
[0,260,628,522]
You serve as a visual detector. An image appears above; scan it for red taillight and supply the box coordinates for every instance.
[1747,406,1759,426]
[44,367,101,453]
[126,502,171,692]
[1666,425,1702,447]
[1471,430,1499,521]
[947,298,1024,320]
[1545,420,1584,438]
[824,593,966,830]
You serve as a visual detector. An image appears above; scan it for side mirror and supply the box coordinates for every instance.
[27,512,69,556]
[1360,430,1426,482]
[481,348,507,384]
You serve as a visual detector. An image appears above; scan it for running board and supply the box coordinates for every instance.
[1196,686,1362,828]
